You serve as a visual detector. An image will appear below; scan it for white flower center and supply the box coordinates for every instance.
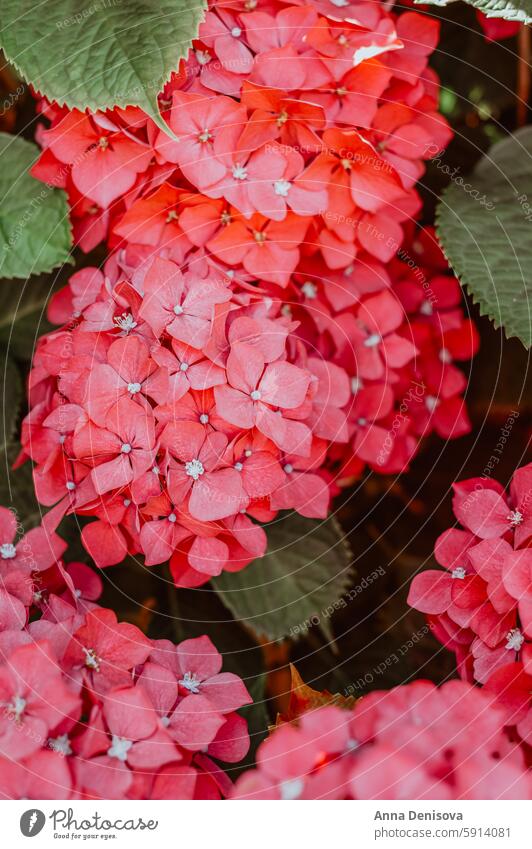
[420,300,433,316]
[123,498,131,507]
[180,362,189,372]
[185,459,205,480]
[330,0,349,7]
[351,376,363,394]
[250,389,261,401]
[280,778,304,800]
[7,695,26,720]
[426,395,439,412]
[84,647,100,670]
[114,312,137,334]
[173,304,184,315]
[179,671,201,693]
[505,628,524,651]
[274,179,291,197]
[234,462,244,471]
[439,347,452,364]
[161,715,171,727]
[508,510,523,527]
[48,734,72,756]
[357,417,367,426]
[168,512,177,523]
[232,164,248,180]
[121,443,132,454]
[245,449,252,457]
[364,333,381,348]
[66,480,76,491]
[301,281,317,299]
[452,567,466,579]
[127,382,142,394]
[59,434,66,444]
[195,50,211,66]
[0,543,16,559]
[198,129,212,143]
[108,735,133,762]
[199,413,209,424]
[231,26,242,37]
[284,463,294,474]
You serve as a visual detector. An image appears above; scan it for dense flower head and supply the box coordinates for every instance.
[25,1,479,568]
[408,461,532,743]
[0,509,251,799]
[232,678,531,799]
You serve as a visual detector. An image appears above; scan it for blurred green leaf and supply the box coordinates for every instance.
[436,127,532,347]
[0,134,72,279]
[213,514,353,642]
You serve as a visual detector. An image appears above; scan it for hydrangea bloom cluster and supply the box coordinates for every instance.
[232,679,531,799]
[29,0,478,494]
[0,506,251,799]
[408,461,532,744]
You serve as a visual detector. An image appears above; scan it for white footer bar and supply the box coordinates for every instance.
[3,799,530,848]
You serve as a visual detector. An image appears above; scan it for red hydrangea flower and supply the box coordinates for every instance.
[0,529,252,800]
[232,679,531,799]
[408,461,532,706]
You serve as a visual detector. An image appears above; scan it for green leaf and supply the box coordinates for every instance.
[436,126,532,348]
[0,0,207,131]
[416,0,532,23]
[0,134,72,279]
[213,513,353,642]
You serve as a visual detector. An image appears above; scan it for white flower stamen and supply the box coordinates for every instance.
[452,567,466,579]
[128,382,142,394]
[301,281,318,299]
[232,164,248,180]
[113,312,137,334]
[179,671,201,693]
[108,735,133,762]
[364,333,381,348]
[505,628,524,651]
[274,179,291,197]
[0,543,16,559]
[83,647,100,670]
[280,778,304,800]
[6,695,26,721]
[185,459,205,480]
[48,734,72,756]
